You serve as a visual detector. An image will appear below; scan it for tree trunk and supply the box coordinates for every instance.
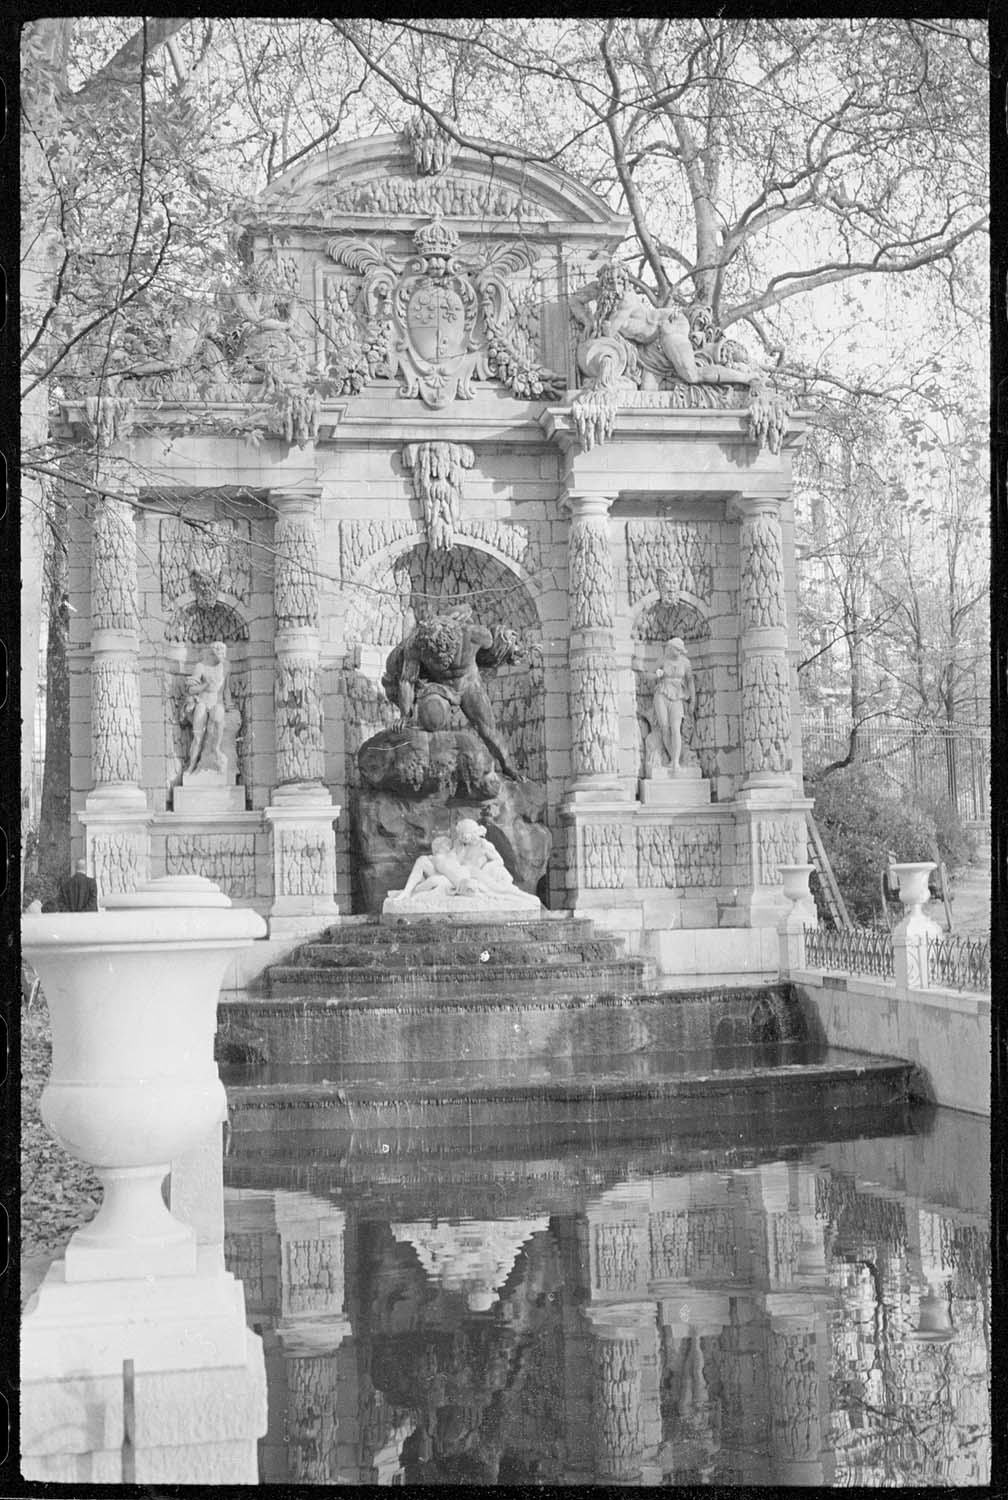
[36,491,71,907]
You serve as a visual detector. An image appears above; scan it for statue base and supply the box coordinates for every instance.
[639,764,711,807]
[382,889,543,922]
[174,768,245,816]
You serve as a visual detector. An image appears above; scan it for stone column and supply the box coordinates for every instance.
[263,488,340,936]
[564,492,623,798]
[561,491,636,916]
[78,473,151,897]
[725,495,808,929]
[583,1302,662,1484]
[731,496,794,791]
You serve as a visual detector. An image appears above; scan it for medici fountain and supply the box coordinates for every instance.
[22,121,989,1485]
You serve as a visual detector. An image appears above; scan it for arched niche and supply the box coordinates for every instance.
[163,599,251,796]
[339,541,545,787]
[631,594,718,787]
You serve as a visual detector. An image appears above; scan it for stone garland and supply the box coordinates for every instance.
[690,669,719,782]
[339,519,417,582]
[755,817,805,886]
[92,496,139,633]
[275,517,320,629]
[339,515,538,585]
[740,512,786,632]
[488,654,547,786]
[581,822,626,889]
[91,660,142,784]
[159,517,252,610]
[164,832,257,899]
[570,656,621,777]
[569,517,616,630]
[636,823,722,889]
[741,656,793,775]
[625,520,716,606]
[278,830,333,897]
[593,1337,644,1477]
[275,657,326,783]
[402,441,475,553]
[324,174,547,221]
[90,829,145,895]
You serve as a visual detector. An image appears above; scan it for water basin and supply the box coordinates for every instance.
[222,1102,989,1486]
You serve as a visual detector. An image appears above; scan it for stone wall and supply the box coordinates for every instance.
[792,970,990,1115]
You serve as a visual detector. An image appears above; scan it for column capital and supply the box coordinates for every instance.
[727,492,787,522]
[268,485,323,514]
[561,490,618,519]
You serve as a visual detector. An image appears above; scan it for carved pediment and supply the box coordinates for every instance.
[254,129,630,233]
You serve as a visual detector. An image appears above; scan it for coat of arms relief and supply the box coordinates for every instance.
[322,212,565,408]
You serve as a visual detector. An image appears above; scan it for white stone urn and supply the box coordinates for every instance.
[21,875,265,1283]
[890,861,939,929]
[777,863,816,911]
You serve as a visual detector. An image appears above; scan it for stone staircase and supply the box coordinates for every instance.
[217,914,920,1152]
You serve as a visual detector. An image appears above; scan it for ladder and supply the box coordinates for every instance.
[805,810,853,930]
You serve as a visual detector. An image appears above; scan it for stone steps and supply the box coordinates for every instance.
[263,957,650,999]
[289,935,629,969]
[218,980,804,1069]
[223,915,922,1140]
[315,916,599,946]
[223,1050,917,1147]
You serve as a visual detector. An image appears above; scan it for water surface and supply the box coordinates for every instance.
[223,1105,989,1486]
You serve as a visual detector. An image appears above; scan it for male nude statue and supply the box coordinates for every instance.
[184,640,230,773]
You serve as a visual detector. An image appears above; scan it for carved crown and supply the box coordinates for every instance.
[413,212,461,258]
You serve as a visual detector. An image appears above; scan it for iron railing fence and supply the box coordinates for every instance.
[801,710,990,825]
[927,933,991,993]
[802,924,895,980]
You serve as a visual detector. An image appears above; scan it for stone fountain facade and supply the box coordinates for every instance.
[61,124,809,966]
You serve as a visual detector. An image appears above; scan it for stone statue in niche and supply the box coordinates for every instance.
[384,818,541,917]
[645,638,696,776]
[175,641,244,814]
[638,638,711,809]
[183,641,230,773]
[382,606,526,780]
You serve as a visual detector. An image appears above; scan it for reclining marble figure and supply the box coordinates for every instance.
[385,818,540,914]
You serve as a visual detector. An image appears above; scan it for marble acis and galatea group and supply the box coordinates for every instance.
[59,116,807,945]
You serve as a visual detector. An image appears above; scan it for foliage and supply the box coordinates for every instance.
[808,766,973,925]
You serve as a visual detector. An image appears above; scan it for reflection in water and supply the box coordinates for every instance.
[224,1121,990,1486]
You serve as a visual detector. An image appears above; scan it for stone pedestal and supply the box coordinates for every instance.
[639,763,711,808]
[21,1251,266,1483]
[174,775,245,817]
[264,786,340,936]
[382,889,542,920]
[78,807,153,906]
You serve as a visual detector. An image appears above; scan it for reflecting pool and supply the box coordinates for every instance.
[223,1104,989,1486]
